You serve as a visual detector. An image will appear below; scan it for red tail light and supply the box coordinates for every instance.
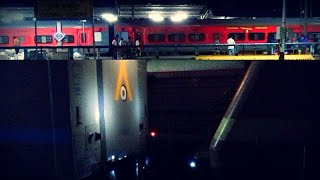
[150,131,156,137]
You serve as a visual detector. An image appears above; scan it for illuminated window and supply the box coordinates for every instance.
[168,33,185,42]
[0,36,9,44]
[228,33,245,41]
[94,32,102,42]
[35,35,53,43]
[248,33,265,41]
[62,35,75,43]
[188,33,205,42]
[148,34,165,42]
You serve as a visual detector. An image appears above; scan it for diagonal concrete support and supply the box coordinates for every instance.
[209,61,263,168]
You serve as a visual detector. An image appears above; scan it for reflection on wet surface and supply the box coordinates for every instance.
[85,140,319,180]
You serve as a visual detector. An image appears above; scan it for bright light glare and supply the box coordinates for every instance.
[111,155,115,160]
[148,13,164,22]
[102,13,118,23]
[136,162,139,176]
[145,158,150,166]
[110,170,116,178]
[95,108,100,124]
[150,131,156,137]
[170,12,188,22]
[189,161,196,168]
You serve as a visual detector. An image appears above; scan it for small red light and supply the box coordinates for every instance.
[150,131,156,137]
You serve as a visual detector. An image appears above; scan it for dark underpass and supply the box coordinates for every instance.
[145,61,320,180]
[2,61,320,180]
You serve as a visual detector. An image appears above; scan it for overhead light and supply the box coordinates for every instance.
[189,161,196,168]
[170,12,188,22]
[148,12,164,22]
[102,13,118,23]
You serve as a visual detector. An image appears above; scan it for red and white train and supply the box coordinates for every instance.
[1,9,320,56]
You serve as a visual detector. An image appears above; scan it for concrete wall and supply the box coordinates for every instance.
[0,60,148,179]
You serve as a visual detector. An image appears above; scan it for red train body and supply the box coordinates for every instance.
[1,16,320,55]
[130,18,320,44]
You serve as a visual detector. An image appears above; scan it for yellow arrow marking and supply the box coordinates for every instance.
[114,61,133,101]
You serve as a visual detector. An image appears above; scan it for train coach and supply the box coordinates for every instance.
[1,10,320,59]
[133,18,320,55]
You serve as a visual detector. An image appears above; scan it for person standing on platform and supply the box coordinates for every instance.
[213,37,220,55]
[111,36,118,59]
[127,36,133,58]
[13,36,20,60]
[227,35,236,56]
[298,34,309,54]
[135,38,141,57]
[118,38,124,59]
[119,38,123,46]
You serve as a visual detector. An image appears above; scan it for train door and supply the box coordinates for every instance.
[77,28,94,58]
[77,29,87,46]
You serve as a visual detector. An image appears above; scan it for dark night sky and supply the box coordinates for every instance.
[0,0,317,17]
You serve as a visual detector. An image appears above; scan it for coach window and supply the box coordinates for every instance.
[267,33,276,42]
[148,34,165,42]
[0,36,9,44]
[62,35,75,43]
[292,33,298,39]
[35,35,53,43]
[81,33,87,43]
[94,32,102,42]
[213,33,220,40]
[188,33,205,42]
[168,34,185,42]
[18,36,25,43]
[248,33,265,41]
[228,33,245,41]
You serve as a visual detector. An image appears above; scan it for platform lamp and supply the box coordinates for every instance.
[170,11,188,23]
[102,13,118,57]
[148,12,164,22]
[102,13,118,23]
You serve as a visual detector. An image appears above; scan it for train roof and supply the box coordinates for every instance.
[1,6,320,22]
[2,17,320,29]
[118,18,320,26]
[0,19,105,28]
[0,6,208,21]
[1,7,320,28]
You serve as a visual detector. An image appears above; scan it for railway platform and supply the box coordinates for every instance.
[195,54,316,60]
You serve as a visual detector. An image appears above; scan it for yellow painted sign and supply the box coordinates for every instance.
[114,61,133,101]
[35,0,92,19]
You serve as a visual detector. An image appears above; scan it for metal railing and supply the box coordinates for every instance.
[0,45,111,60]
[0,42,319,60]
[141,42,320,57]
